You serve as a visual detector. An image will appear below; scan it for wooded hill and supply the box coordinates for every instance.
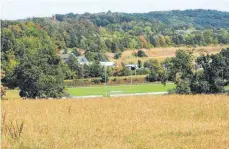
[2,9,229,61]
[1,9,229,98]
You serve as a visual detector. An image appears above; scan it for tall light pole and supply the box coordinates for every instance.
[82,64,84,86]
[135,65,137,76]
[130,67,132,85]
[104,65,107,86]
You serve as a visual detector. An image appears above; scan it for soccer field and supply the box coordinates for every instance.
[67,83,175,96]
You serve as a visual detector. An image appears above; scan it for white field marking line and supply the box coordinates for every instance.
[68,92,168,98]
[71,95,104,99]
[110,92,168,97]
[67,83,174,89]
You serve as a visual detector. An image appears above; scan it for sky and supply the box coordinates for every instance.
[1,0,229,20]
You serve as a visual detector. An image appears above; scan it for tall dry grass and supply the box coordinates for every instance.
[1,95,229,149]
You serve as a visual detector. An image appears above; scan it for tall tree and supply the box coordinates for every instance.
[14,48,65,98]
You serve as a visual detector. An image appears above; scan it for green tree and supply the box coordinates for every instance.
[14,49,65,98]
[138,60,142,68]
[137,50,147,57]
[163,50,194,93]
[89,61,103,77]
[114,52,122,59]
[144,59,165,82]
[195,48,229,93]
[164,50,194,82]
[175,79,191,94]
[101,72,109,83]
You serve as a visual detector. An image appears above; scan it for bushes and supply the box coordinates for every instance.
[114,52,122,59]
[101,73,109,83]
[147,71,160,82]
[174,79,191,94]
[92,79,101,84]
[136,68,150,75]
[137,50,147,57]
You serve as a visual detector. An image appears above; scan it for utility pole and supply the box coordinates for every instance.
[104,66,107,86]
[82,65,84,86]
[131,68,132,85]
[135,65,136,76]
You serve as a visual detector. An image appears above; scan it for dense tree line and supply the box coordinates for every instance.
[163,48,229,94]
[1,10,229,98]
[2,10,229,61]
[64,48,229,95]
[1,22,65,98]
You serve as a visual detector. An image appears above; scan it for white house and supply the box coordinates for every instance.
[125,64,138,70]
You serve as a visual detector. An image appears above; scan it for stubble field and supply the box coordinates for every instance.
[1,95,229,149]
[107,45,229,66]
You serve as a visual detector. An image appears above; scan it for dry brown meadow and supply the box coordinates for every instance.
[107,45,229,66]
[1,95,229,149]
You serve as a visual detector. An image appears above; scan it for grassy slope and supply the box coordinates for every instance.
[3,90,21,100]
[67,83,175,96]
[2,95,229,149]
[107,45,229,66]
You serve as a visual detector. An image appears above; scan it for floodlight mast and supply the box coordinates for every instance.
[82,65,84,86]
[104,65,107,86]
[135,66,136,76]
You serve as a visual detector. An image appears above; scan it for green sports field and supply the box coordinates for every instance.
[67,83,176,96]
[5,84,228,98]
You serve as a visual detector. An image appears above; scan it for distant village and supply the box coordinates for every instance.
[59,49,139,70]
[59,49,203,72]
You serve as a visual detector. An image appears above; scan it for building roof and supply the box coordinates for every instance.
[125,64,138,67]
[77,56,89,63]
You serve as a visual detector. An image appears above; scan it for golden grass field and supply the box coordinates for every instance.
[107,45,229,66]
[1,95,229,149]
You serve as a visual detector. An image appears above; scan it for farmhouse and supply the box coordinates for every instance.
[77,56,90,65]
[59,50,116,67]
[125,64,138,70]
[59,50,90,65]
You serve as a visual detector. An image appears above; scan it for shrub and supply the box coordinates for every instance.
[72,48,81,56]
[137,68,150,75]
[175,79,191,94]
[101,73,109,83]
[92,79,101,84]
[114,52,122,59]
[137,50,147,57]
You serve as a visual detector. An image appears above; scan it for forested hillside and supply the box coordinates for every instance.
[1,9,229,97]
[2,9,229,62]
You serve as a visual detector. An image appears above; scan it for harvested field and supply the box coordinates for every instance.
[1,95,229,149]
[107,45,229,66]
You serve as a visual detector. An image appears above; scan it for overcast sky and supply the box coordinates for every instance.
[1,0,229,20]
